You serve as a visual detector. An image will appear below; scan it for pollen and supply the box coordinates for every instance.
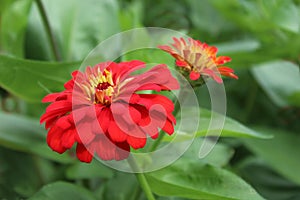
[94,69,115,105]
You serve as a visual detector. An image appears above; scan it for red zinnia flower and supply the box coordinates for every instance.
[40,60,179,163]
[158,37,238,83]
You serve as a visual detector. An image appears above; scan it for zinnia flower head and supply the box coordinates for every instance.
[158,37,238,83]
[40,60,179,163]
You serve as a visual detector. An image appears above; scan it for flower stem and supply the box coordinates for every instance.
[36,0,61,61]
[127,155,156,200]
[130,88,186,200]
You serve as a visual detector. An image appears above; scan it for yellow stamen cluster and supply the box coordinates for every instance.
[94,70,115,105]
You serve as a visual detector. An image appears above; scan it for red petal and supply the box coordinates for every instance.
[40,101,72,124]
[162,119,174,135]
[129,105,142,124]
[127,135,147,149]
[189,71,200,80]
[76,120,95,144]
[150,132,159,139]
[47,127,66,153]
[42,93,61,102]
[176,60,189,67]
[96,135,117,160]
[218,67,238,79]
[76,143,93,163]
[202,69,223,83]
[206,46,218,55]
[157,45,174,53]
[96,107,111,133]
[114,142,130,160]
[218,66,234,73]
[61,129,76,149]
[55,115,72,130]
[108,121,128,142]
[137,94,174,112]
[215,56,231,65]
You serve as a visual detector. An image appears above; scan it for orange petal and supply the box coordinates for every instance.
[215,56,231,65]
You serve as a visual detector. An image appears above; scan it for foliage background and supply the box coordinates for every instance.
[0,0,299,199]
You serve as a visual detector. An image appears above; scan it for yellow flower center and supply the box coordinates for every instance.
[94,69,115,105]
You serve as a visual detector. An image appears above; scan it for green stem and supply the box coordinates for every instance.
[36,0,61,61]
[131,185,143,200]
[128,155,156,200]
[131,88,186,200]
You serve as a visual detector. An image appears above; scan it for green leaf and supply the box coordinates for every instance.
[211,0,299,33]
[288,91,300,106]
[146,160,264,200]
[217,39,261,54]
[182,138,234,167]
[251,60,300,107]
[66,160,114,180]
[26,0,120,61]
[243,127,300,185]
[271,0,299,33]
[0,54,79,102]
[0,0,33,57]
[102,172,138,200]
[164,108,271,142]
[0,112,73,163]
[237,158,300,200]
[187,0,235,35]
[29,181,97,200]
[118,0,144,31]
[0,148,41,198]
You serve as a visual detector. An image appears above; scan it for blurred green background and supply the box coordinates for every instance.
[0,0,299,199]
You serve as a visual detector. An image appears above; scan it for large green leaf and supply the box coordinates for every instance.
[0,0,33,57]
[182,138,234,167]
[0,112,73,163]
[164,108,271,142]
[66,160,114,180]
[0,54,79,102]
[217,39,261,54]
[187,0,235,35]
[252,60,300,107]
[26,0,120,61]
[29,181,97,200]
[0,148,42,198]
[146,160,264,200]
[211,0,299,33]
[243,127,300,185]
[102,172,138,200]
[237,158,300,200]
[288,91,300,106]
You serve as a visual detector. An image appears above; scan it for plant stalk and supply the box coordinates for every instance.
[128,155,156,200]
[36,0,61,61]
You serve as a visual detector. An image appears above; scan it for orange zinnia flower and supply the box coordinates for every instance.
[158,37,238,83]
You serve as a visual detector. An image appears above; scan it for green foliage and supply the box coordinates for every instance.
[26,0,120,61]
[164,108,271,142]
[0,112,73,163]
[0,0,33,57]
[0,54,79,102]
[0,0,299,199]
[147,160,264,200]
[29,182,97,200]
[66,161,114,180]
[243,127,300,185]
[252,60,300,107]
